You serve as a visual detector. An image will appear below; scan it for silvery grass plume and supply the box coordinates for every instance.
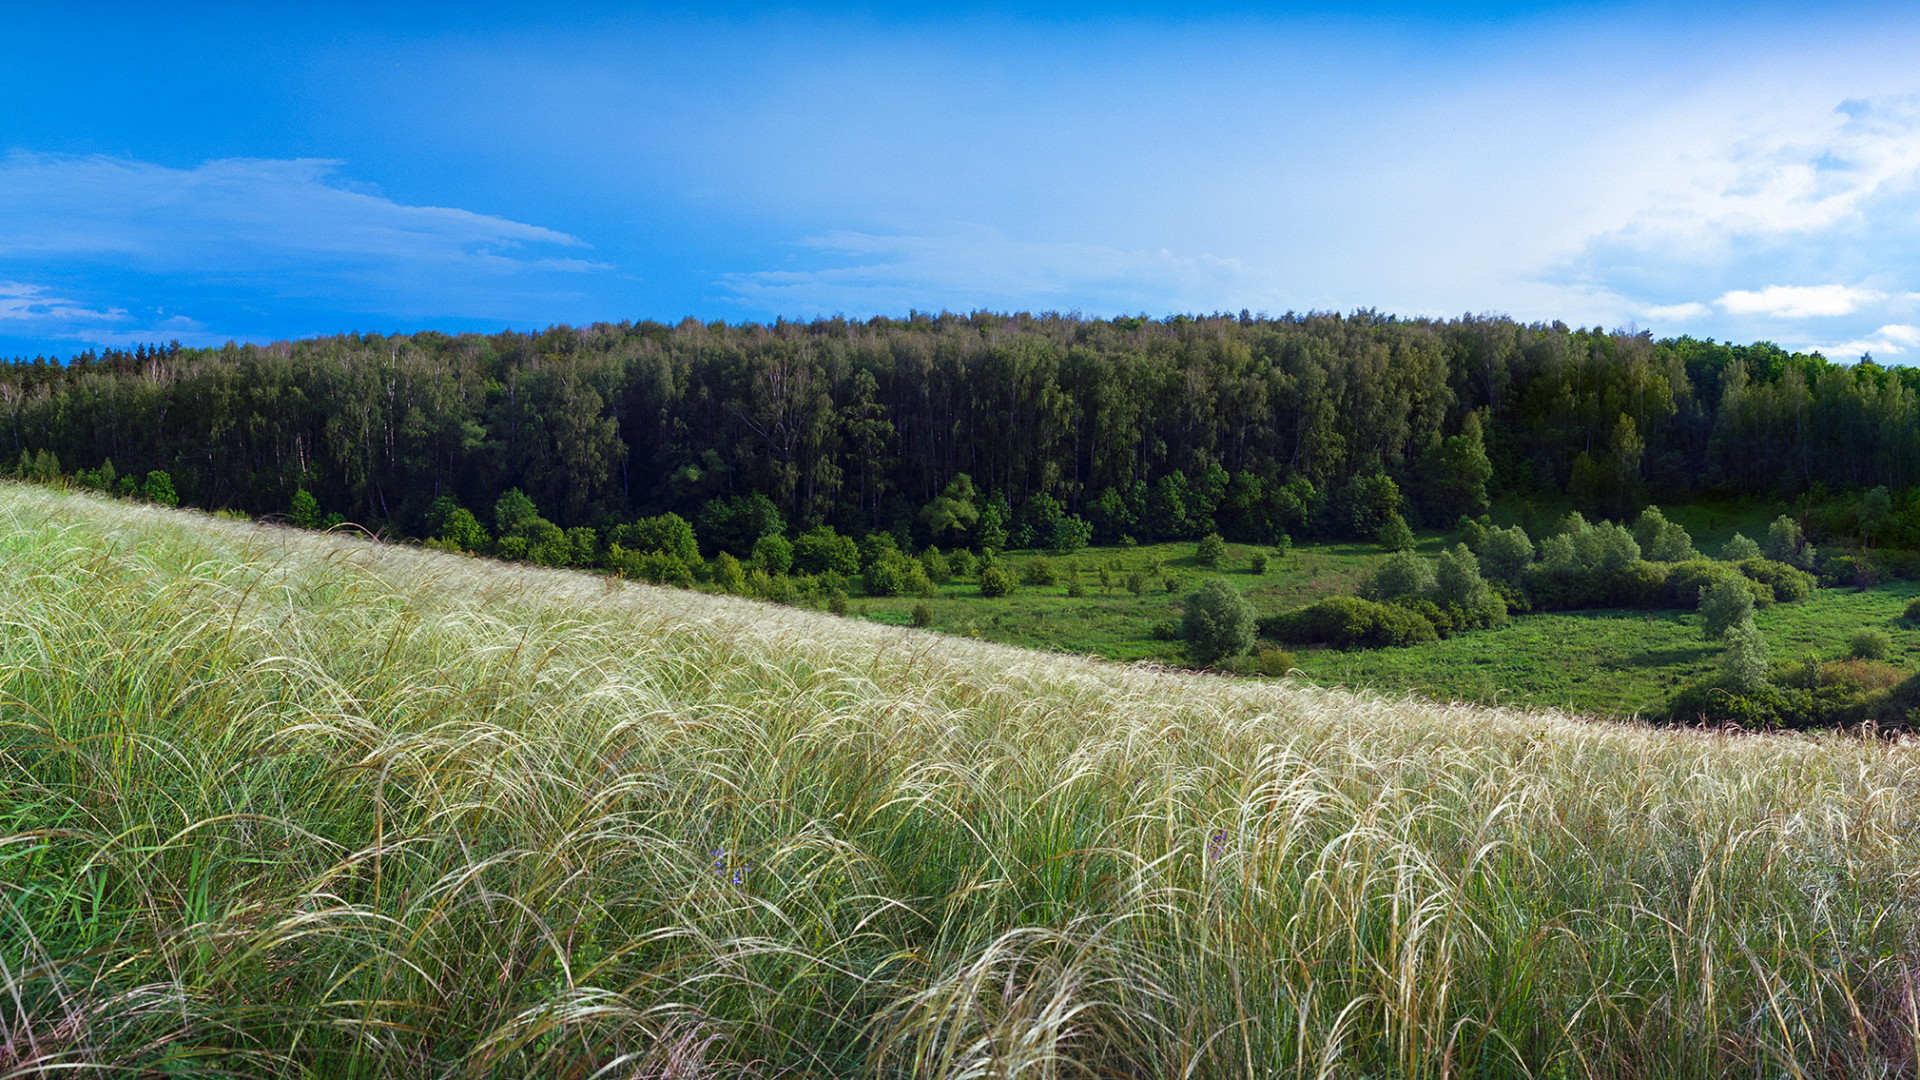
[2,480,1919,1078]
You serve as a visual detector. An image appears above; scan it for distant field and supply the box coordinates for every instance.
[1293,582,1920,716]
[848,523,1920,719]
[6,481,1920,1077]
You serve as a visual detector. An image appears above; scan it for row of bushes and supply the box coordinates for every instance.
[1520,557,1814,612]
[1259,592,1509,650]
[12,451,184,508]
[1666,659,1920,730]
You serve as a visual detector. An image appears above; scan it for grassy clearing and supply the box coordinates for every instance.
[1292,581,1920,717]
[6,481,1920,1077]
[856,531,1920,717]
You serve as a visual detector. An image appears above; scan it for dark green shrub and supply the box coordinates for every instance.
[1665,560,1769,609]
[1664,679,1791,728]
[1478,525,1534,583]
[865,551,930,596]
[1672,658,1905,730]
[1255,646,1295,676]
[978,565,1015,597]
[1021,557,1059,587]
[1736,558,1815,602]
[1181,578,1258,665]
[1849,628,1892,660]
[1195,532,1227,567]
[947,548,976,579]
[792,526,862,576]
[711,552,746,593]
[1248,551,1268,575]
[1904,597,1920,621]
[827,589,849,616]
[1261,595,1437,650]
[751,533,793,574]
[1150,620,1180,641]
[1698,579,1755,640]
[1608,561,1670,608]
[494,488,540,535]
[435,507,489,552]
[142,470,179,508]
[610,547,694,587]
[1522,564,1605,610]
[1820,554,1886,590]
[911,601,934,628]
[921,548,951,583]
[1390,597,1456,636]
[1376,513,1416,552]
[1362,551,1435,601]
[1874,671,1920,730]
[858,531,899,571]
[1458,517,1489,553]
[1873,549,1920,580]
[290,488,321,530]
[610,513,700,564]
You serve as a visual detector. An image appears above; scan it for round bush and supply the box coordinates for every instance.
[911,601,934,628]
[978,565,1015,598]
[1195,532,1227,567]
[1181,577,1258,665]
[1849,628,1893,661]
[1905,597,1920,621]
[1021,557,1059,587]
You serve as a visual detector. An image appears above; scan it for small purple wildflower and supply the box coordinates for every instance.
[711,848,750,886]
[1207,829,1228,861]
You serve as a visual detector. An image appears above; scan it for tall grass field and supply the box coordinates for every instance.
[4,480,1920,1078]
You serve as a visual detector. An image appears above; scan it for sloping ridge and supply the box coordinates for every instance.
[4,481,1918,1079]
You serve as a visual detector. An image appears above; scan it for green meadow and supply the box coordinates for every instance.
[847,519,1920,719]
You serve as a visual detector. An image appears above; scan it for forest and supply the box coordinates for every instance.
[4,309,1920,552]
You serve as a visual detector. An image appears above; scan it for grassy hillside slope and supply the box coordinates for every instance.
[4,482,1920,1078]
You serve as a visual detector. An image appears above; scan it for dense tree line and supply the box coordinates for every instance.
[5,312,1920,551]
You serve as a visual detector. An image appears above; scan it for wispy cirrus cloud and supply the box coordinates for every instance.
[0,280,224,352]
[0,154,593,267]
[0,281,123,324]
[0,154,611,350]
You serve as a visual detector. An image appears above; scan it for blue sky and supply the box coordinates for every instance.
[4,2,1920,360]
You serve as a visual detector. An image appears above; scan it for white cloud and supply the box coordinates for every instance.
[1715,283,1884,319]
[1563,94,1920,355]
[0,154,607,327]
[721,224,1275,316]
[1806,324,1920,358]
[1643,301,1710,321]
[1614,96,1920,244]
[0,154,589,263]
[0,280,232,351]
[1878,324,1920,348]
[0,281,124,324]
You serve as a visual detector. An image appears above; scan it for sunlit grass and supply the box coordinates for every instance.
[4,480,1920,1077]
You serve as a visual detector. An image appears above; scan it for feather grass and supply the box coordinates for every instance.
[3,481,1920,1077]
